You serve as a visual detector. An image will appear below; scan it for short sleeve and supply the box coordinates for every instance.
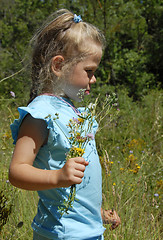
[10,106,55,144]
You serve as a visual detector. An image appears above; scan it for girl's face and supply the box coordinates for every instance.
[63,44,102,102]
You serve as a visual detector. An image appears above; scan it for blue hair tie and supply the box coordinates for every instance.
[73,14,82,23]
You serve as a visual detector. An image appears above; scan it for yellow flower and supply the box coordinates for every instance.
[120,168,124,171]
[3,132,11,139]
[78,118,84,123]
[113,182,116,186]
[127,138,145,151]
[74,147,85,155]
[14,112,19,118]
[128,154,137,161]
[156,180,163,189]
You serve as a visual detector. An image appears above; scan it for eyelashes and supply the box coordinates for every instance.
[86,70,94,78]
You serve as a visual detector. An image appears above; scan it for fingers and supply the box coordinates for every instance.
[110,219,118,230]
[59,157,89,187]
[102,209,121,230]
[74,169,84,178]
[73,157,89,167]
[109,210,113,215]
[110,210,121,230]
[71,157,88,181]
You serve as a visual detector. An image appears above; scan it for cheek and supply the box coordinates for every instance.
[71,72,86,86]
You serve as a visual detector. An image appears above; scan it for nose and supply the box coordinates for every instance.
[90,75,96,84]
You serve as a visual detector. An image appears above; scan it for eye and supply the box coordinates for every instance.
[86,70,93,73]
[86,70,94,77]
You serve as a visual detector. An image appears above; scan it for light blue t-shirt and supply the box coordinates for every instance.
[10,95,105,239]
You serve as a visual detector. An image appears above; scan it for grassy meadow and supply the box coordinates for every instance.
[0,89,162,239]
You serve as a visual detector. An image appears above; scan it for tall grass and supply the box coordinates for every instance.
[0,89,162,239]
[97,89,163,239]
[0,98,38,240]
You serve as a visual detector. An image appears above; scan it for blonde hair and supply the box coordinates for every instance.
[29,9,105,103]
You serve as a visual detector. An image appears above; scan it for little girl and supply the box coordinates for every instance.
[9,9,120,240]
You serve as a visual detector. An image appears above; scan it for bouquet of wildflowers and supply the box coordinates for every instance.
[59,107,96,215]
[56,93,119,215]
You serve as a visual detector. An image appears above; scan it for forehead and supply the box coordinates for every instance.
[84,45,102,67]
[80,40,102,61]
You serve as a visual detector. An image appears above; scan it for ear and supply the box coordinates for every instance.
[51,55,64,77]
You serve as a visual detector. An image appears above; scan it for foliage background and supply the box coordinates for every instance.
[0,0,162,239]
[0,0,163,100]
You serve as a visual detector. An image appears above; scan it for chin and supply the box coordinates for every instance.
[65,89,85,102]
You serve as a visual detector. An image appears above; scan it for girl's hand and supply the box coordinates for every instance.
[57,157,89,187]
[101,209,121,230]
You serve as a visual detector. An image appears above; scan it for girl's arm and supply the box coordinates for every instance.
[9,114,88,191]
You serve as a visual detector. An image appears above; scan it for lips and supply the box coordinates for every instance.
[85,90,90,95]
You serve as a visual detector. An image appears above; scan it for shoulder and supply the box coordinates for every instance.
[18,114,48,146]
[20,113,48,131]
[10,96,57,144]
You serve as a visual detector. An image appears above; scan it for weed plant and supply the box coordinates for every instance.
[0,89,162,239]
